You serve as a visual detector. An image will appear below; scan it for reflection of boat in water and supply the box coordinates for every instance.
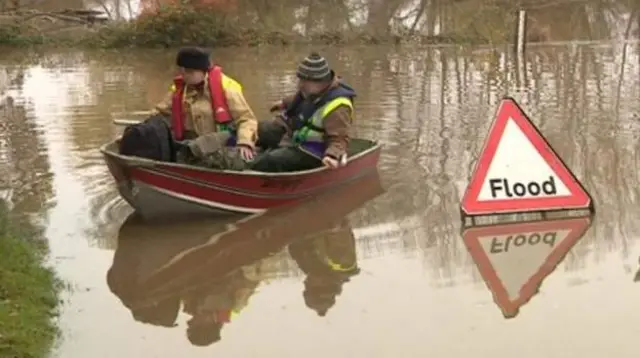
[463,216,593,319]
[106,171,384,346]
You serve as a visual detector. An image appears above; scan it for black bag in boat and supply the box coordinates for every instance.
[119,114,176,162]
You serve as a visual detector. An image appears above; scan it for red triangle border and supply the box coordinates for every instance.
[461,97,593,215]
[463,217,592,318]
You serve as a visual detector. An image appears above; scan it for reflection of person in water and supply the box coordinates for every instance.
[106,214,207,328]
[182,260,264,346]
[107,214,265,345]
[288,219,359,317]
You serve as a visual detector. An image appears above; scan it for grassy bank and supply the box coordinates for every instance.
[0,201,59,358]
[0,0,636,48]
[0,5,483,48]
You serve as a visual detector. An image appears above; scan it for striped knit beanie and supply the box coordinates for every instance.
[296,52,332,82]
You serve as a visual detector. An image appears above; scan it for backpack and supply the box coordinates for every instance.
[119,114,176,162]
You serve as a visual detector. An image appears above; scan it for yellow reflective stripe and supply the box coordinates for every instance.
[293,96,353,144]
[325,257,357,272]
[305,97,353,140]
[222,74,243,92]
[320,97,353,119]
[308,96,353,132]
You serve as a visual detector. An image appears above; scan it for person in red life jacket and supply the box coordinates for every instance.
[106,213,228,330]
[251,52,356,172]
[154,47,258,167]
[183,262,263,346]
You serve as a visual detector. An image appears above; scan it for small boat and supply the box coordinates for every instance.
[100,138,381,218]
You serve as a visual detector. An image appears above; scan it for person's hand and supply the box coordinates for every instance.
[322,156,340,169]
[269,100,284,112]
[239,145,255,161]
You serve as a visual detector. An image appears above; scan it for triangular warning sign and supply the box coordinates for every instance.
[461,97,593,216]
[463,217,592,318]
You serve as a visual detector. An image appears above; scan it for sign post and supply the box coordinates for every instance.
[460,97,593,222]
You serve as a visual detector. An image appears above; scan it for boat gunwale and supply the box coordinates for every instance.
[123,165,380,215]
[99,138,381,178]
[136,165,379,199]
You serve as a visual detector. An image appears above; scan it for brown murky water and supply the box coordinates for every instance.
[1,42,640,357]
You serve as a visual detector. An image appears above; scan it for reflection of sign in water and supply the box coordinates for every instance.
[463,217,592,318]
[460,97,593,216]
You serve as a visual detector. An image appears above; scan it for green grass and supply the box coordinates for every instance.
[0,203,60,358]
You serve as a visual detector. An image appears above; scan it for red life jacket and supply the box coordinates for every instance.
[170,66,232,140]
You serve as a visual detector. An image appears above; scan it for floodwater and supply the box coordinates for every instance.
[1,42,640,357]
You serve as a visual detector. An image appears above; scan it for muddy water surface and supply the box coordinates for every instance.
[1,43,640,357]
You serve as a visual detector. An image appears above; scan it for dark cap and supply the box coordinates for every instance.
[296,52,333,82]
[176,47,210,71]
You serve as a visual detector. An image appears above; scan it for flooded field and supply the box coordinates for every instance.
[1,42,640,357]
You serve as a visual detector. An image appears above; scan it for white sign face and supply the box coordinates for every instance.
[461,97,592,215]
[477,118,571,201]
[476,228,571,300]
